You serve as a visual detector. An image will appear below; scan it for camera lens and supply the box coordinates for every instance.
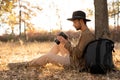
[54,39,60,45]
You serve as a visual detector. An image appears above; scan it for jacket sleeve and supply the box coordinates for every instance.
[64,31,95,58]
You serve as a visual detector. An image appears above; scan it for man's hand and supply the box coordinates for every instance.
[56,36,68,44]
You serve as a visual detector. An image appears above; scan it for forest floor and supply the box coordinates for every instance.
[0,41,120,80]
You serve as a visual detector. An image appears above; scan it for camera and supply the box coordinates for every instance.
[54,32,68,45]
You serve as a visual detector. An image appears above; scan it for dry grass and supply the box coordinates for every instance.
[0,41,120,80]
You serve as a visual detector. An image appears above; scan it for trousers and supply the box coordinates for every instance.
[29,43,70,67]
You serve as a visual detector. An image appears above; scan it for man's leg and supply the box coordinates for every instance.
[28,44,70,67]
[29,53,70,67]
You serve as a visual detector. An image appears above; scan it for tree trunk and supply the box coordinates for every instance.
[94,0,111,39]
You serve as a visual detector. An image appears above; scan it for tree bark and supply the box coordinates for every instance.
[94,0,111,39]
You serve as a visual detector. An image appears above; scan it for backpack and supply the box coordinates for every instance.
[83,38,115,74]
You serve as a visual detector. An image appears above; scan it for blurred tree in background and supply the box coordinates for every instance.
[0,0,42,36]
[108,0,120,28]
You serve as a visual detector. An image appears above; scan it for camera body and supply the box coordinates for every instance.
[54,32,68,45]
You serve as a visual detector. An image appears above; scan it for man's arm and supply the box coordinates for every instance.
[64,40,82,58]
[64,31,95,58]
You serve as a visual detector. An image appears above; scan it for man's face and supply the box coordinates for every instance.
[73,19,82,30]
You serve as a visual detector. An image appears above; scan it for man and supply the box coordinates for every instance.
[57,10,95,70]
[29,10,95,71]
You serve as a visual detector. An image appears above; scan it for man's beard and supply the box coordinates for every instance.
[76,26,81,30]
[76,28,80,30]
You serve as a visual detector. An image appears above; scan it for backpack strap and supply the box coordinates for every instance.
[96,39,102,64]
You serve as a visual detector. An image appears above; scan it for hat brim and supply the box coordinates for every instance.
[67,18,91,21]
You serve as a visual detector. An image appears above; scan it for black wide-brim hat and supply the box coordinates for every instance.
[67,11,91,21]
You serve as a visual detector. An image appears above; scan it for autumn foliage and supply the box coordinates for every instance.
[0,27,120,42]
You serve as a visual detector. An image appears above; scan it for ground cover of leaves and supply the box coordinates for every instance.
[0,41,120,80]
